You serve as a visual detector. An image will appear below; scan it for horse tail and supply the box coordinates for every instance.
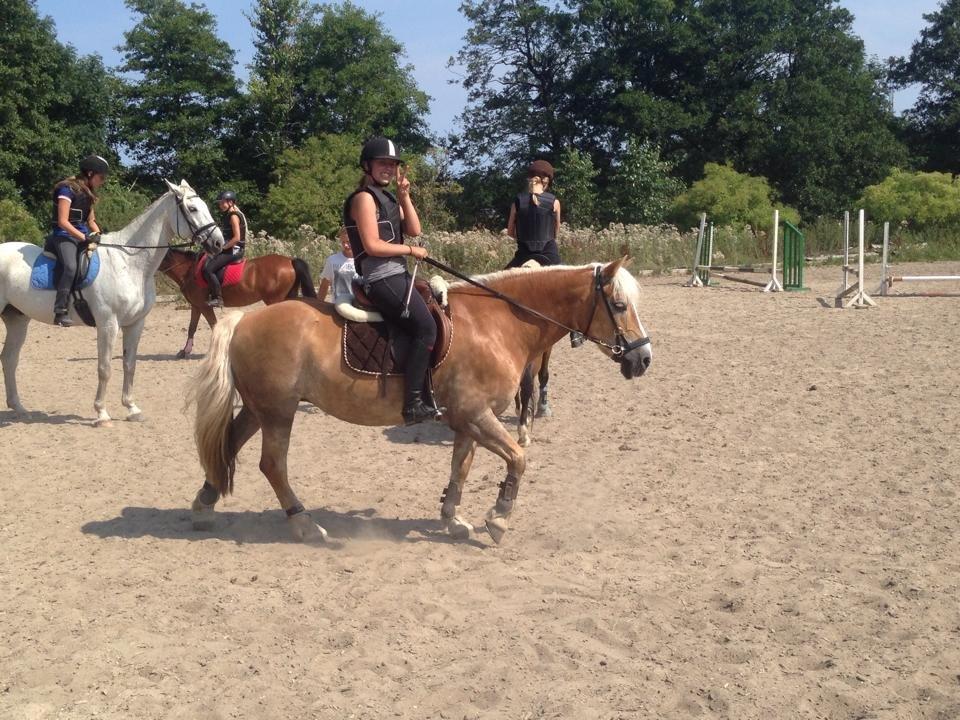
[188,311,244,496]
[289,257,317,298]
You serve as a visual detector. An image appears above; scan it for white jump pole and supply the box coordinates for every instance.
[686,212,708,287]
[842,209,875,308]
[763,209,783,292]
[880,222,890,296]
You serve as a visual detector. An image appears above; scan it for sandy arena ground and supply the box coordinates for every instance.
[1,261,959,719]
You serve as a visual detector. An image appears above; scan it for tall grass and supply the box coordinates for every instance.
[181,220,960,282]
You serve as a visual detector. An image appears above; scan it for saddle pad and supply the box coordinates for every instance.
[194,255,246,289]
[342,305,453,377]
[30,250,100,290]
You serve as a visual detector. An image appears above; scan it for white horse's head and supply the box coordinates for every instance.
[163,179,225,253]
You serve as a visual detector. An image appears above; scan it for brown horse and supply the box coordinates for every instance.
[158,248,317,358]
[187,259,652,545]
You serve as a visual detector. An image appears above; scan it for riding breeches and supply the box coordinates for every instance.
[364,273,436,395]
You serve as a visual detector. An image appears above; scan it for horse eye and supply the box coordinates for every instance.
[612,301,628,312]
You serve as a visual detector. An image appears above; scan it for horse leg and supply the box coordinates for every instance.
[176,306,202,359]
[120,318,147,421]
[1,308,30,415]
[517,363,534,447]
[259,410,328,544]
[536,348,553,418]
[463,409,526,545]
[191,406,260,530]
[93,317,119,426]
[440,432,477,539]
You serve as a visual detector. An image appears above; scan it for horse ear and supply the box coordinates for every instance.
[163,179,180,195]
[600,257,627,284]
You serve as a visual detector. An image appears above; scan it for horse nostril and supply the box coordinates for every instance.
[641,356,651,369]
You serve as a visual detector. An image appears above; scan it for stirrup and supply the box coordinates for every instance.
[402,400,443,426]
[206,296,223,308]
[54,313,73,327]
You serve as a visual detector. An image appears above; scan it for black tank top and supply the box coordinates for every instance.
[514,191,556,253]
[220,208,247,252]
[51,181,92,231]
[343,185,404,278]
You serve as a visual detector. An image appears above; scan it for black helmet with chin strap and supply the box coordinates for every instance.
[216,190,237,203]
[79,154,109,176]
[359,137,403,169]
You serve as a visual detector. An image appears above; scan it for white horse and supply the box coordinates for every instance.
[0,180,224,425]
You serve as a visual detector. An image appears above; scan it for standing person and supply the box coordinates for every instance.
[318,227,355,302]
[49,154,108,326]
[344,137,440,426]
[505,159,561,268]
[203,190,247,307]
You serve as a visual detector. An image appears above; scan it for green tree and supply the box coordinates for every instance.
[94,179,155,232]
[889,0,960,173]
[604,140,685,225]
[261,133,360,237]
[114,0,239,190]
[859,170,960,227]
[669,163,798,231]
[405,149,462,232]
[450,0,583,170]
[552,147,599,228]
[242,0,308,184]
[289,3,429,150]
[0,0,114,214]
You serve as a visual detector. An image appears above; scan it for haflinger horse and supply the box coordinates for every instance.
[0,180,224,424]
[187,258,652,545]
[159,248,318,358]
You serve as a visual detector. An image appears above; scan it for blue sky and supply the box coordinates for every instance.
[36,0,941,138]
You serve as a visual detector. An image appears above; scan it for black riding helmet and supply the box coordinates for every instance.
[359,137,403,169]
[79,154,109,176]
[216,190,237,203]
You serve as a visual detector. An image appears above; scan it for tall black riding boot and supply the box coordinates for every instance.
[401,339,441,425]
[53,289,72,327]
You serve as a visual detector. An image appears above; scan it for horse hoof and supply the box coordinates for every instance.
[445,516,474,540]
[191,498,216,530]
[126,412,145,422]
[536,403,552,418]
[175,349,187,360]
[93,418,113,428]
[289,513,328,544]
[485,516,509,544]
[519,433,532,448]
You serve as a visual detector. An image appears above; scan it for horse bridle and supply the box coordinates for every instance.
[94,191,220,251]
[423,257,651,359]
[580,266,652,358]
[174,193,220,249]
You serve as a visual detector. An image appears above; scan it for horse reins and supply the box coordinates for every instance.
[423,257,650,357]
[94,193,219,251]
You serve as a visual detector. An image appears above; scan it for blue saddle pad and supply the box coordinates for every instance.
[30,250,100,290]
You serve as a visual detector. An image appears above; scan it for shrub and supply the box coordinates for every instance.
[0,197,43,244]
[670,163,799,232]
[858,170,960,228]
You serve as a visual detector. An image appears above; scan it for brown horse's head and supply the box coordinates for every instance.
[590,258,653,379]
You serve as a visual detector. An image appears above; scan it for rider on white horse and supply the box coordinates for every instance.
[48,155,109,326]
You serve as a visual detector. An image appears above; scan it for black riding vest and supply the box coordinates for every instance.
[219,208,247,253]
[514,191,557,252]
[343,185,404,276]
[51,181,93,231]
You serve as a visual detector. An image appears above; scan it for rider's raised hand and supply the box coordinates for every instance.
[396,165,411,197]
[408,244,428,260]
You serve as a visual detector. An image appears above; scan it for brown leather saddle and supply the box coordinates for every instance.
[342,279,453,376]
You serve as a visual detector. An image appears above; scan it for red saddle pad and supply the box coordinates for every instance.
[194,254,246,289]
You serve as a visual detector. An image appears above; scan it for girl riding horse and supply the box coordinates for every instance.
[48,155,109,326]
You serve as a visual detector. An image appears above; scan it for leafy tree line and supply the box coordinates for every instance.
[3,0,960,244]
